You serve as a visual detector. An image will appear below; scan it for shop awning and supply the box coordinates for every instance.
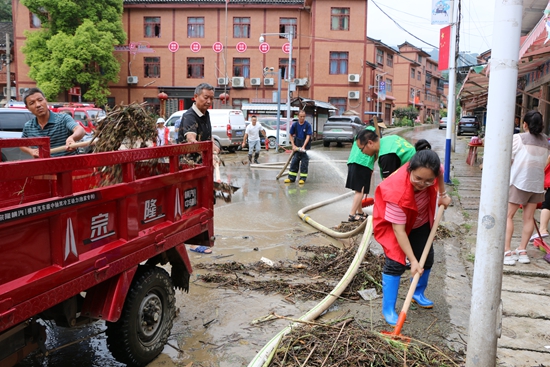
[241,103,299,112]
[291,97,338,110]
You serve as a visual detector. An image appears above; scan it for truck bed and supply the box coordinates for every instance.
[0,140,213,333]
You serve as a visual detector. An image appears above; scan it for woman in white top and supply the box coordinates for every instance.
[504,110,550,265]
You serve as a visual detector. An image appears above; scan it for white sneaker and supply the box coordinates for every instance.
[503,250,516,266]
[514,248,530,264]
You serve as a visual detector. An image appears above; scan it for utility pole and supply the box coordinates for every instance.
[444,0,457,184]
[465,1,523,366]
[6,33,11,103]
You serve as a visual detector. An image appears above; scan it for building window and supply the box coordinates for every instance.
[188,17,205,38]
[329,52,348,75]
[279,18,297,38]
[386,78,392,92]
[386,54,393,67]
[106,97,116,109]
[234,17,250,38]
[232,98,249,109]
[329,97,347,115]
[144,17,161,38]
[376,49,384,65]
[187,58,204,78]
[331,8,350,31]
[30,13,42,28]
[233,58,250,78]
[279,58,296,80]
[417,71,421,80]
[144,57,160,78]
[144,97,160,115]
[410,68,415,79]
[418,55,423,63]
[410,88,415,100]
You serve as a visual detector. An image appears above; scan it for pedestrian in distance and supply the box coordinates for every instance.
[285,110,313,184]
[513,116,521,134]
[504,110,550,266]
[155,117,170,146]
[373,150,451,326]
[20,87,86,158]
[242,115,267,164]
[345,127,379,222]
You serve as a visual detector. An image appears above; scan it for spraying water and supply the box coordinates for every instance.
[307,150,347,183]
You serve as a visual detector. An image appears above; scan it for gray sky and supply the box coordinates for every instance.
[367,0,496,55]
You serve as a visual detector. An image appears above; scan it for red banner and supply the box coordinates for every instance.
[439,25,451,71]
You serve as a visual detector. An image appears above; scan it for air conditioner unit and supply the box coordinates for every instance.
[348,91,360,99]
[127,76,138,84]
[19,88,29,96]
[348,74,360,83]
[218,77,229,86]
[250,78,261,86]
[232,77,245,88]
[3,87,16,96]
[263,78,274,86]
[294,78,308,86]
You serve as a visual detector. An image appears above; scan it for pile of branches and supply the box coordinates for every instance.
[92,102,157,152]
[196,244,385,300]
[269,318,464,367]
[91,103,159,185]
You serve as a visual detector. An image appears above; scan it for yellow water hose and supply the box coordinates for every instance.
[275,150,295,179]
[297,191,372,238]
[246,216,373,367]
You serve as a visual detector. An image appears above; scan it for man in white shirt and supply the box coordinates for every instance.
[242,115,267,164]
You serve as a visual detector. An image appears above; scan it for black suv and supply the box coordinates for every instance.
[322,115,366,147]
[0,108,34,161]
[457,115,480,136]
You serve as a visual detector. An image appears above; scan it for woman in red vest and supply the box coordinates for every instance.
[373,150,451,326]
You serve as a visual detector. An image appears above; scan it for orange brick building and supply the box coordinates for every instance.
[11,0,440,124]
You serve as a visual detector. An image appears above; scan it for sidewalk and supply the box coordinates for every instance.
[450,137,550,366]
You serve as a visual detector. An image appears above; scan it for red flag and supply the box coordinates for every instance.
[438,25,451,71]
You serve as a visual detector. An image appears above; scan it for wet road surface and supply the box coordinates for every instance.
[18,125,455,367]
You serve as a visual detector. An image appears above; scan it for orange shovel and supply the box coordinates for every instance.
[382,205,445,339]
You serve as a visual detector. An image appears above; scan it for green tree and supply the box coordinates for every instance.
[0,0,12,21]
[21,0,126,105]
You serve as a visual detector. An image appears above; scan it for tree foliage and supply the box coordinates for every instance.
[0,0,12,21]
[21,0,126,105]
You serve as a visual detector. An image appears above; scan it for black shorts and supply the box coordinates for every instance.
[543,189,550,210]
[379,153,401,179]
[345,163,373,194]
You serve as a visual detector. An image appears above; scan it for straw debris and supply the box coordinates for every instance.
[269,318,465,366]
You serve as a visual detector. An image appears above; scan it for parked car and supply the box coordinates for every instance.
[457,115,480,136]
[439,117,448,130]
[322,115,366,147]
[165,109,246,152]
[0,108,35,161]
[57,105,106,134]
[257,116,292,131]
[243,121,289,149]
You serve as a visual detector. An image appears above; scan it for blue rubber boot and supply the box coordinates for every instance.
[412,269,434,308]
[382,273,401,326]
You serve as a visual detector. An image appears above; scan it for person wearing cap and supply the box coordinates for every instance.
[155,117,170,146]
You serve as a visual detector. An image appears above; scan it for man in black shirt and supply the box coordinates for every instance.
[177,83,220,156]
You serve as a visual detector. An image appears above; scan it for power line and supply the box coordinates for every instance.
[371,0,439,49]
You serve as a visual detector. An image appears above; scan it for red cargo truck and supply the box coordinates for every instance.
[0,138,214,366]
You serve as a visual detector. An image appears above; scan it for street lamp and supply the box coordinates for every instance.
[259,30,294,136]
[263,67,283,149]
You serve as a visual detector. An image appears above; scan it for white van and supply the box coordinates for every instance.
[166,109,246,153]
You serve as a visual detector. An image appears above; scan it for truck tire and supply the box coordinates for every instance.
[323,141,330,147]
[106,266,176,367]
